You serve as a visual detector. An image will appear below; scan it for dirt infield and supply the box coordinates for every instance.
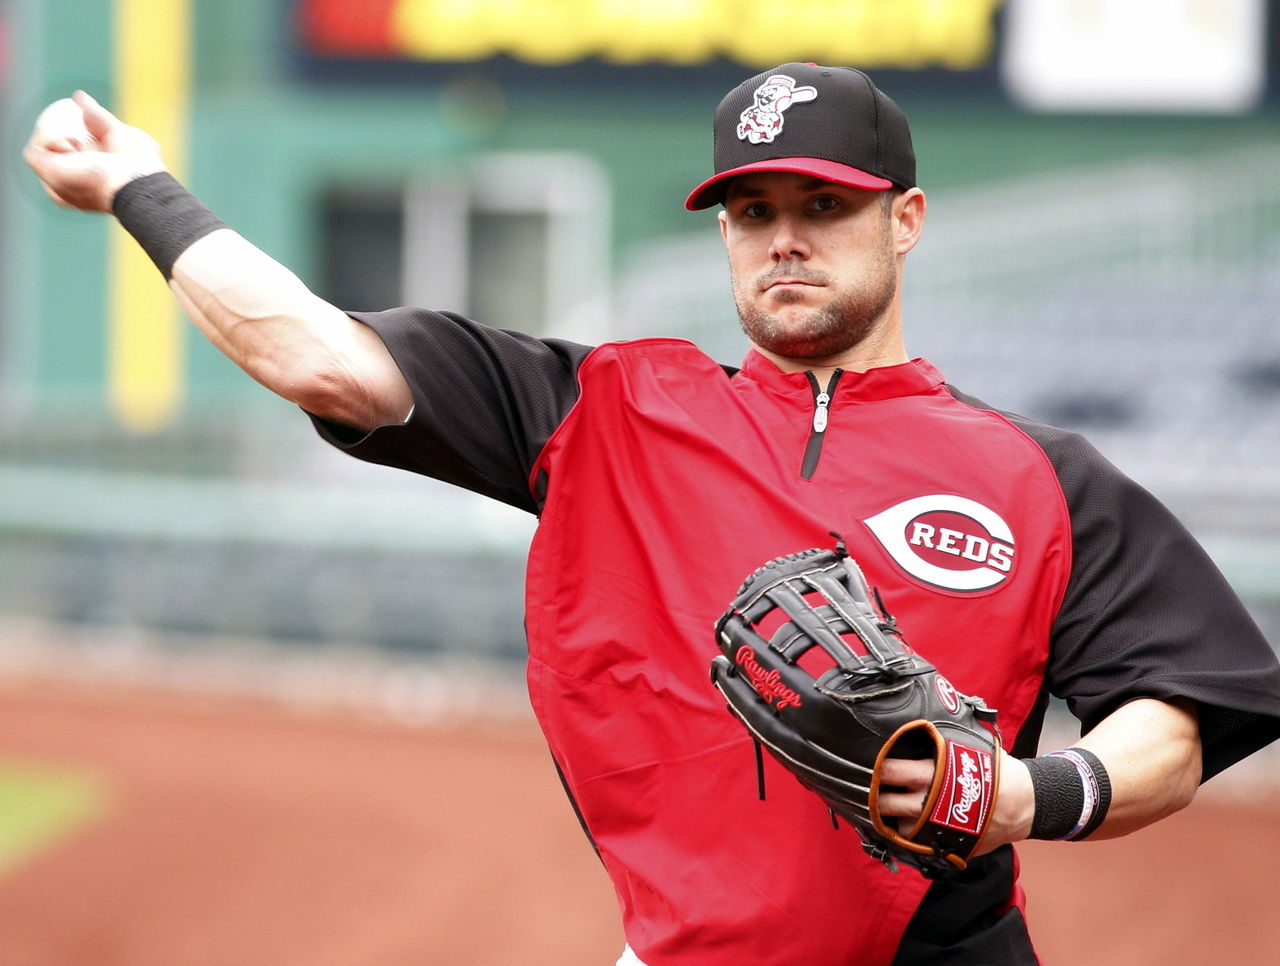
[0,673,1276,966]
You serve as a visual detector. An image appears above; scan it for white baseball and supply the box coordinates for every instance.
[34,97,97,149]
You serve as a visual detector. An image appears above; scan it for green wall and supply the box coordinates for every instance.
[4,0,115,411]
[7,0,1280,415]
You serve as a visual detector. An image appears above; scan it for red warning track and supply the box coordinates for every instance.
[0,675,1275,965]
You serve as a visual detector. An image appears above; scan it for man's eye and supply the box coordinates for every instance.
[811,196,840,212]
[742,202,769,218]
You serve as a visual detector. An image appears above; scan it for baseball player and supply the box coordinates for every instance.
[25,64,1280,965]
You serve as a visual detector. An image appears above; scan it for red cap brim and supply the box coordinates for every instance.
[684,157,893,211]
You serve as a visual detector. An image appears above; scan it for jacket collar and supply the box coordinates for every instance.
[737,349,945,402]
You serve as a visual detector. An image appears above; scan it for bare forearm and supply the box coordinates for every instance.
[1071,697,1201,838]
[25,94,411,432]
[169,230,322,384]
[984,697,1200,851]
[167,228,406,426]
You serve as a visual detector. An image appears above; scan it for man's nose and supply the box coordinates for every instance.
[769,216,811,262]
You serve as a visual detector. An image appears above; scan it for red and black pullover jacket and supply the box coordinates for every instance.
[314,309,1280,966]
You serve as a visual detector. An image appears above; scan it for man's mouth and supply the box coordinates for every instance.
[763,278,823,293]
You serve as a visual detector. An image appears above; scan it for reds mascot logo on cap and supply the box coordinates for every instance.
[737,74,817,145]
[863,494,1017,592]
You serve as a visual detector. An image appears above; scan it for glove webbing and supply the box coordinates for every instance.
[736,558,908,674]
[725,550,902,809]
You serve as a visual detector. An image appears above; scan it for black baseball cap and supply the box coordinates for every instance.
[684,62,916,211]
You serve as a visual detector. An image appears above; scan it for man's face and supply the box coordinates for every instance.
[719,172,901,364]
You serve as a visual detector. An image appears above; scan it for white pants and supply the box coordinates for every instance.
[616,945,647,966]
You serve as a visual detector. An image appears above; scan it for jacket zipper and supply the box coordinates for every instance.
[801,369,843,480]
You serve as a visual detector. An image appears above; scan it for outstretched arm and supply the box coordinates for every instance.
[878,696,1202,853]
[23,91,412,432]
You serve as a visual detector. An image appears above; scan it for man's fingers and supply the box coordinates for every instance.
[23,142,52,176]
[875,757,935,819]
[875,788,929,819]
[74,90,115,141]
[41,182,73,209]
[26,92,165,211]
[24,146,73,206]
[24,142,108,212]
[877,757,934,787]
[23,143,65,183]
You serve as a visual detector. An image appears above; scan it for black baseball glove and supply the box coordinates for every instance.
[709,535,1002,877]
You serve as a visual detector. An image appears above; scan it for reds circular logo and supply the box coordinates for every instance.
[863,495,1016,592]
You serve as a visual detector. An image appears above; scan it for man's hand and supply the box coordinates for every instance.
[23,91,166,212]
[877,697,1201,854]
[22,91,413,431]
[876,750,1034,857]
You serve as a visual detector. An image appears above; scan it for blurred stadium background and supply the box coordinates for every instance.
[0,1,1278,963]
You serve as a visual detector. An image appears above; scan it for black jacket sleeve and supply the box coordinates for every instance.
[1017,418,1280,781]
[947,385,1280,781]
[309,308,594,514]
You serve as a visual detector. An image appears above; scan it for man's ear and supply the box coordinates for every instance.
[719,209,729,243]
[893,188,926,255]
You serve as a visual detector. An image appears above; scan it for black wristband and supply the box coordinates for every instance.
[1058,747,1113,840]
[112,172,228,280]
[1022,754,1083,840]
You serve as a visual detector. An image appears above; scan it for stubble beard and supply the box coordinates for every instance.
[734,249,899,363]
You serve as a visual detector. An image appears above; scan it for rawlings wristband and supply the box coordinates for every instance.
[1048,747,1113,840]
[1023,748,1113,841]
[112,172,228,280]
[1022,754,1083,840]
